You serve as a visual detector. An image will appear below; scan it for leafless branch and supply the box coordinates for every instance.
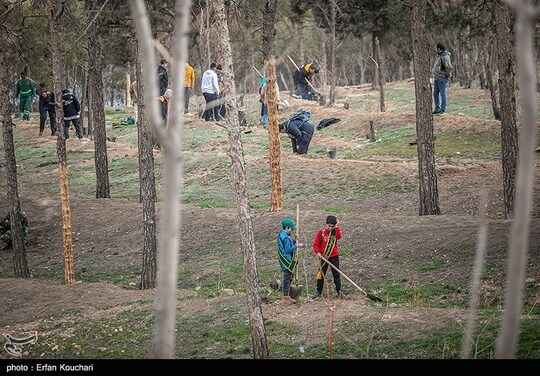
[72,0,111,45]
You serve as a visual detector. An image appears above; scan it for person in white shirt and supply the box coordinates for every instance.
[200,62,222,121]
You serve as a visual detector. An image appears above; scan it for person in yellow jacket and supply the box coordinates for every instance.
[184,63,195,115]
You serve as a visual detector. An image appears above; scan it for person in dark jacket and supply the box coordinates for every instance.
[279,118,315,155]
[157,59,169,96]
[37,82,57,136]
[293,63,319,100]
[432,42,453,114]
[61,89,84,140]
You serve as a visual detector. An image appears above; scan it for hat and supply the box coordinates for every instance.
[281,218,296,231]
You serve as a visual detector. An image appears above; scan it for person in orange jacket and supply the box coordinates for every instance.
[311,215,344,299]
[184,63,195,115]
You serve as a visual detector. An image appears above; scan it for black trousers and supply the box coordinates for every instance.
[316,255,342,294]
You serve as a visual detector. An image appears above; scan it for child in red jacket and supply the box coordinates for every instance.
[312,215,344,299]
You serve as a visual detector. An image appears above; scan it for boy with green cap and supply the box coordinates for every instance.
[277,217,299,303]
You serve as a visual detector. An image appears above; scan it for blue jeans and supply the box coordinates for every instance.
[433,77,449,112]
[39,105,57,134]
[282,269,293,297]
[261,103,268,125]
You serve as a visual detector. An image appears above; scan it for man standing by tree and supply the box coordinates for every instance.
[37,82,57,136]
[15,72,35,121]
[201,62,221,122]
[432,42,453,115]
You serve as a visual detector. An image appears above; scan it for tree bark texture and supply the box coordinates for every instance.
[486,41,501,120]
[265,58,283,212]
[411,0,440,216]
[495,0,518,219]
[49,0,75,284]
[496,0,539,359]
[86,0,111,199]
[212,0,269,359]
[135,53,157,291]
[329,0,337,105]
[375,37,385,112]
[0,45,30,278]
[261,0,276,62]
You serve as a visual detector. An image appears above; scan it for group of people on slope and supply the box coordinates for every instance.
[156,59,197,124]
[15,71,86,140]
[277,215,344,303]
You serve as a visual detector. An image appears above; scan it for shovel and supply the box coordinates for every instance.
[317,254,383,302]
[289,204,303,300]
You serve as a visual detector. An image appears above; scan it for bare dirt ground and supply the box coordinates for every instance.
[0,82,539,359]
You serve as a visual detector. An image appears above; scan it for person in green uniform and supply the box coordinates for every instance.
[15,72,36,121]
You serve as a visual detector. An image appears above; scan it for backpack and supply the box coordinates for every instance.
[289,108,311,123]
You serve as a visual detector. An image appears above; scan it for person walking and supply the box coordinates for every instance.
[311,215,344,299]
[184,62,195,115]
[15,72,36,121]
[279,117,315,155]
[37,82,57,136]
[277,217,299,303]
[61,89,85,141]
[432,42,453,115]
[201,62,221,122]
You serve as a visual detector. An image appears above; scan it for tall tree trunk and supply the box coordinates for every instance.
[130,0,190,358]
[213,0,269,359]
[262,0,283,213]
[328,0,337,105]
[495,0,518,219]
[295,20,304,64]
[320,35,327,88]
[411,0,440,216]
[0,45,30,278]
[496,0,539,359]
[133,32,157,291]
[486,40,501,120]
[375,37,385,112]
[86,0,110,199]
[49,0,75,284]
[126,67,132,107]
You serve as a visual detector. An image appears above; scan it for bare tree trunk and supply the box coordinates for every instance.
[130,0,191,358]
[86,0,110,199]
[486,41,502,120]
[295,20,304,64]
[213,0,269,359]
[135,47,157,291]
[495,0,519,219]
[496,0,539,359]
[0,45,30,278]
[262,0,283,213]
[320,35,327,89]
[126,67,132,107]
[49,0,75,285]
[411,0,440,216]
[328,0,337,105]
[375,37,385,112]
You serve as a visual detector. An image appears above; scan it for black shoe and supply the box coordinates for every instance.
[336,291,346,298]
[39,131,43,136]
[409,139,417,145]
[433,110,442,115]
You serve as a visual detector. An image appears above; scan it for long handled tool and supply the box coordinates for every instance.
[317,254,382,302]
[289,204,304,300]
[286,55,321,97]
